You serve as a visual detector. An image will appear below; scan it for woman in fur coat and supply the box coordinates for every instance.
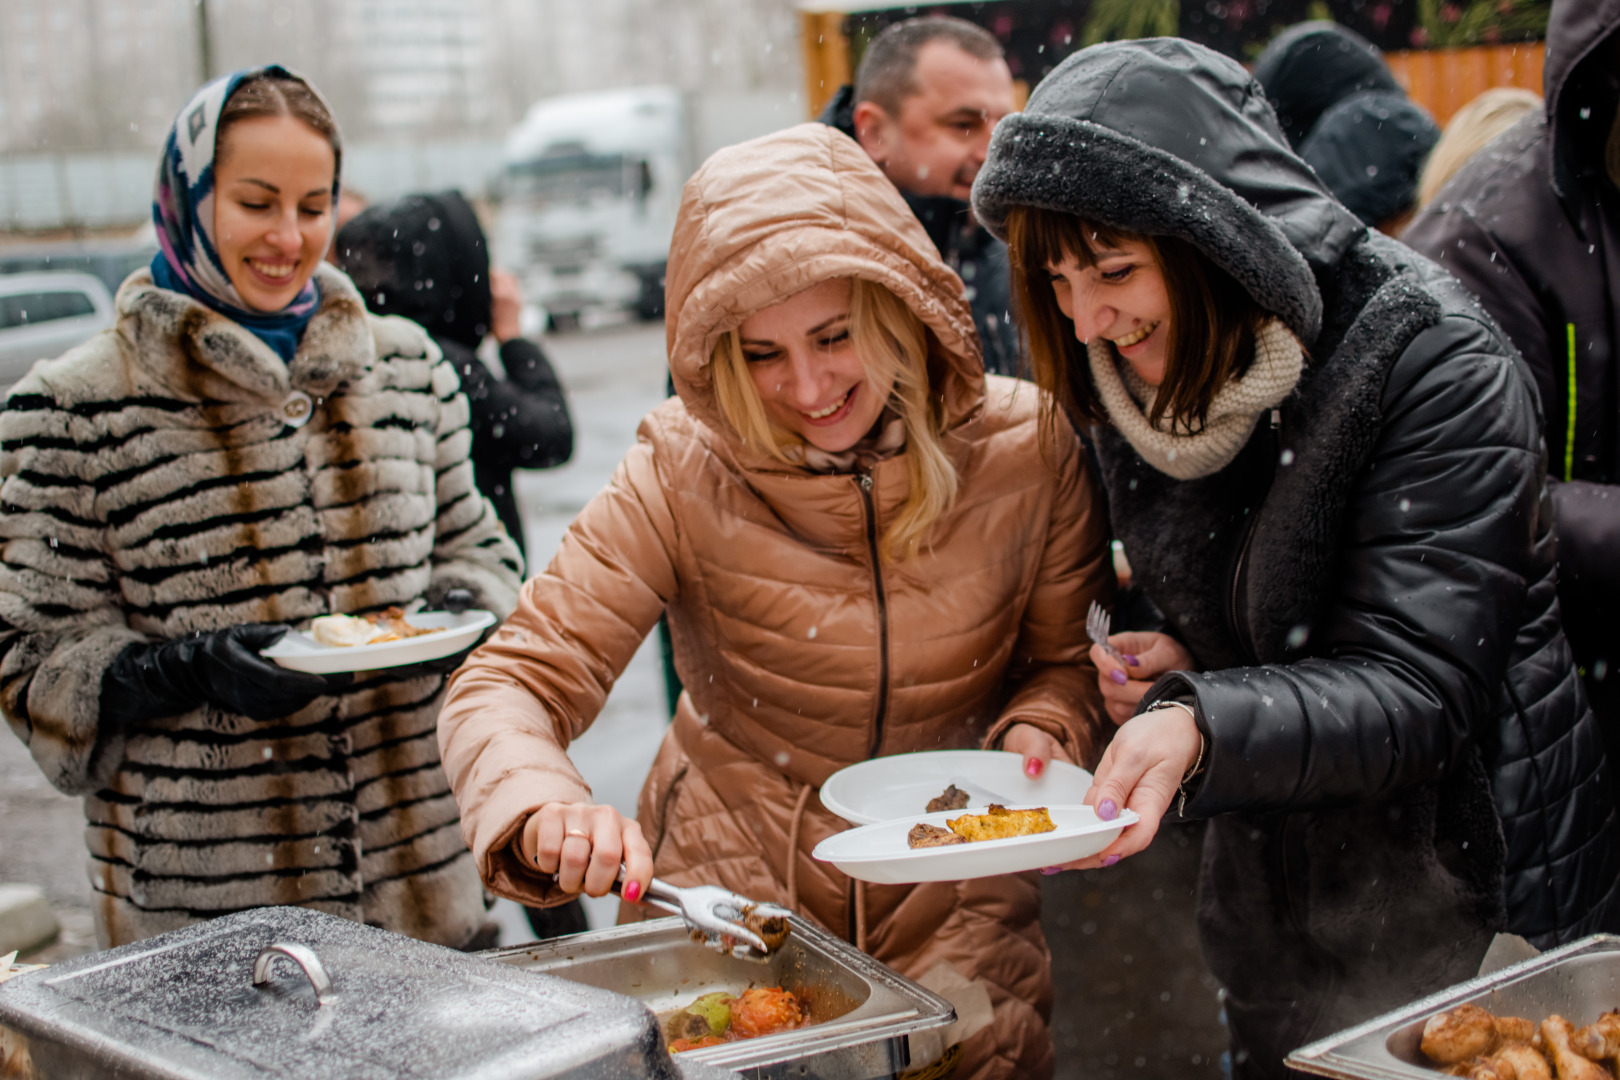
[971,39,1618,1078]
[0,67,523,950]
[439,122,1113,1080]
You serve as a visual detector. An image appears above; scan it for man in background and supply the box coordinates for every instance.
[1404,0,1620,754]
[820,16,1022,375]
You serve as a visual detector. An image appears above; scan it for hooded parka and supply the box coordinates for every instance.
[974,38,1617,1078]
[438,123,1113,1080]
[0,264,524,949]
[1403,0,1620,740]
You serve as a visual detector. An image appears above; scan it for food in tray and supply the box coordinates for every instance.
[308,608,444,648]
[664,986,806,1053]
[926,783,970,813]
[1417,1003,1620,1079]
[905,804,1055,850]
[741,905,790,952]
[907,822,967,848]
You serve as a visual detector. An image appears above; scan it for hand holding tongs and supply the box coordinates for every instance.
[611,869,792,963]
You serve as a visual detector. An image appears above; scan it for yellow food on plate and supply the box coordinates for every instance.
[946,804,1055,843]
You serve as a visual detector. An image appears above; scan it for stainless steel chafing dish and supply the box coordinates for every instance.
[0,906,737,1080]
[482,914,957,1080]
[1287,934,1620,1079]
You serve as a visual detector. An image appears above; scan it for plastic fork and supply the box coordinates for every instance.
[612,871,793,963]
[1086,600,1126,664]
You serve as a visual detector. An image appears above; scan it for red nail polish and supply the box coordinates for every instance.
[624,880,641,902]
[1025,757,1044,778]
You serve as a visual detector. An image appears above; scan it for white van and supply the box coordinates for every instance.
[0,272,116,395]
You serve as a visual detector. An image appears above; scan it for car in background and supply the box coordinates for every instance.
[0,271,116,394]
[0,234,156,299]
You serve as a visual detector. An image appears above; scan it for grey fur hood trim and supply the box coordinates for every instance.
[973,37,1369,345]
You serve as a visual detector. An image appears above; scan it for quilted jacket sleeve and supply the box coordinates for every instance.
[424,351,525,616]
[1168,311,1543,817]
[985,411,1113,768]
[438,424,679,906]
[0,355,148,795]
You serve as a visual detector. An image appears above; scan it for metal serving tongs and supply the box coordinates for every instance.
[611,869,793,963]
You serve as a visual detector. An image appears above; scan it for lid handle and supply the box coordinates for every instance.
[252,942,334,1005]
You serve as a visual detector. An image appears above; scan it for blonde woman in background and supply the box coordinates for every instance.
[437,123,1114,1080]
[1415,86,1542,208]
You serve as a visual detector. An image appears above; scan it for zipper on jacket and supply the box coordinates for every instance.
[849,471,890,948]
[857,472,890,759]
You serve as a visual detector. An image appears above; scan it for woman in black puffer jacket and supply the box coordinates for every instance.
[973,38,1618,1078]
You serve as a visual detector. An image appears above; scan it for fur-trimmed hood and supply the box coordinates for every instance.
[664,122,982,460]
[972,37,1367,346]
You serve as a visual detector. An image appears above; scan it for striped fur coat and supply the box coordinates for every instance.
[0,264,523,949]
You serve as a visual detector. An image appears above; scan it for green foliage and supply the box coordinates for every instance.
[1415,0,1551,48]
[1082,0,1181,47]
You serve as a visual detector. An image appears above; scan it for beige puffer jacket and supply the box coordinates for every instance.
[439,123,1112,1079]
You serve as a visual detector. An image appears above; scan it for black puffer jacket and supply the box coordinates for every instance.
[819,86,1022,377]
[975,37,1617,1077]
[335,191,573,556]
[1403,0,1620,737]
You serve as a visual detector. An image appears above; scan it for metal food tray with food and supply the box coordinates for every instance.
[0,906,736,1080]
[1286,934,1620,1079]
[482,914,956,1080]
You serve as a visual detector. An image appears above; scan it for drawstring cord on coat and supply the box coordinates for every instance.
[785,782,814,915]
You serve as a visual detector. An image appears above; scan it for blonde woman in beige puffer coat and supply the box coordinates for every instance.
[438,123,1112,1079]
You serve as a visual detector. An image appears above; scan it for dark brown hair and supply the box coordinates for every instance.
[1005,205,1267,431]
[216,73,342,185]
[854,16,1004,118]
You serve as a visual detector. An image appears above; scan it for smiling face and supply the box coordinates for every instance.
[853,41,1016,201]
[738,279,893,453]
[213,113,336,312]
[1047,238,1172,385]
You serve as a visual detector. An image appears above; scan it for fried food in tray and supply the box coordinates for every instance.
[905,804,1056,849]
[308,607,445,647]
[926,784,970,813]
[663,986,806,1053]
[1418,1002,1620,1079]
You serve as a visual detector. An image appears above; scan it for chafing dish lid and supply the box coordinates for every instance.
[0,906,690,1080]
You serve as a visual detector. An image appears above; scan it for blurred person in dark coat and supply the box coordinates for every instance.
[336,191,574,560]
[1255,21,1438,235]
[819,15,1023,376]
[1252,20,1402,149]
[1299,91,1440,234]
[1404,0,1620,744]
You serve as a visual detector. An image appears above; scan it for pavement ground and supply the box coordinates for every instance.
[0,319,1229,1077]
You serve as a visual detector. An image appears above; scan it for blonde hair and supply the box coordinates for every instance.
[1418,87,1543,208]
[710,278,958,562]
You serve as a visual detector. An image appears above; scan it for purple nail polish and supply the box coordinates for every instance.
[1122,654,1140,666]
[1102,855,1121,867]
[1109,668,1128,685]
[1040,866,1062,876]
[1098,799,1118,821]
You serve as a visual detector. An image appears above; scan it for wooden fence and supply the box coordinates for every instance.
[799,14,1547,130]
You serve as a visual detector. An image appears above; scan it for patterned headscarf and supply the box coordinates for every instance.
[150,65,340,362]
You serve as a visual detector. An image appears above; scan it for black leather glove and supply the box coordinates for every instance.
[100,624,352,727]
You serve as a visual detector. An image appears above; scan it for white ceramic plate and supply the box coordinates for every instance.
[818,749,1094,826]
[812,804,1138,885]
[260,610,497,674]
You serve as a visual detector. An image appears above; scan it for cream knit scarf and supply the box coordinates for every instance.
[1088,317,1303,480]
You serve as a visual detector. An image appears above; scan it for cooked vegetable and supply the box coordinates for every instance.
[730,986,806,1039]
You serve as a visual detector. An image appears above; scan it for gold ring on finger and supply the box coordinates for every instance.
[564,829,589,840]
